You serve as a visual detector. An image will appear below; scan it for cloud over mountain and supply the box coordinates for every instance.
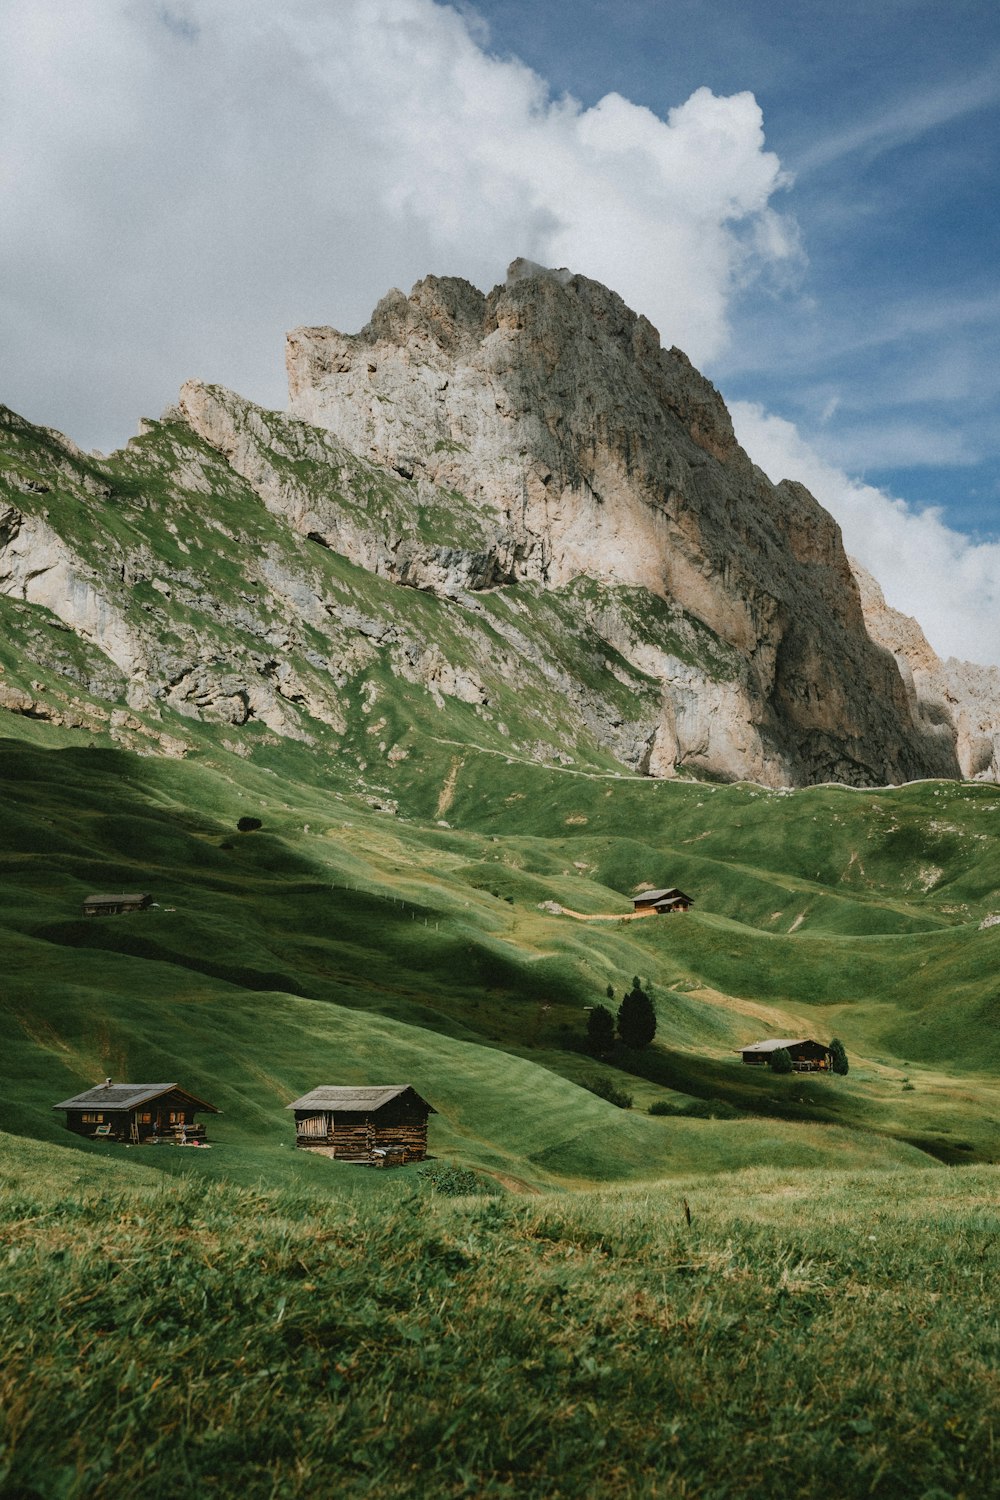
[0,0,796,451]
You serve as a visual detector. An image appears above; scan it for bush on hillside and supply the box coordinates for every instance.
[236,816,262,832]
[830,1037,849,1075]
[584,1075,633,1109]
[419,1163,500,1196]
[770,1047,794,1075]
[617,980,656,1050]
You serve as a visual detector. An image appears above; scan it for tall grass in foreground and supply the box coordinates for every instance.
[1,1148,997,1499]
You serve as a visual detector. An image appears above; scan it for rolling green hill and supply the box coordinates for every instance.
[3,703,999,1183]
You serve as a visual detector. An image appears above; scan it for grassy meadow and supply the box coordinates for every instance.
[2,706,1000,1494]
[0,1132,997,1498]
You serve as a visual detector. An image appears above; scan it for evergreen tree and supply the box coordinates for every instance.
[830,1038,849,1076]
[770,1047,793,1075]
[617,982,656,1049]
[586,1004,616,1057]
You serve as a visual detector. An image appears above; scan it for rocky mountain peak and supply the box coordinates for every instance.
[283,261,959,786]
[3,262,996,788]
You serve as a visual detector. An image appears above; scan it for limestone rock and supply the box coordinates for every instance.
[286,262,959,786]
[852,560,1000,780]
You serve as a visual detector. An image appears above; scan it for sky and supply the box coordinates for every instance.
[2,0,999,662]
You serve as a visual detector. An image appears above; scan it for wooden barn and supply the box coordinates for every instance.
[83,892,152,917]
[632,887,694,915]
[287,1085,435,1164]
[740,1039,833,1072]
[53,1080,219,1143]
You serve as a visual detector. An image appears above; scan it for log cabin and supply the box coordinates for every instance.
[53,1080,220,1143]
[83,892,152,917]
[740,1039,833,1072]
[631,887,694,914]
[287,1085,435,1163]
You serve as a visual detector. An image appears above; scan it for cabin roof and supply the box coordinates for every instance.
[286,1085,436,1113]
[83,892,151,904]
[53,1082,219,1112]
[633,887,692,904]
[740,1038,826,1054]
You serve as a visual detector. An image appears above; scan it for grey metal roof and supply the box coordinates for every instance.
[632,887,693,904]
[53,1083,219,1112]
[83,893,151,904]
[740,1038,825,1054]
[286,1085,435,1113]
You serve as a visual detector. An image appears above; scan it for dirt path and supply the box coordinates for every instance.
[554,905,652,923]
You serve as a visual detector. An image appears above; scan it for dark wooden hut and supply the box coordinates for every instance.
[740,1039,833,1072]
[632,887,694,914]
[83,892,152,917]
[53,1080,219,1143]
[287,1085,435,1163]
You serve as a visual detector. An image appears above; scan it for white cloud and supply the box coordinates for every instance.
[731,401,1000,667]
[0,0,797,450]
[795,63,1000,173]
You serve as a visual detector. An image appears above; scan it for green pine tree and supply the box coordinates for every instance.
[617,983,656,1049]
[830,1038,849,1076]
[586,1004,616,1057]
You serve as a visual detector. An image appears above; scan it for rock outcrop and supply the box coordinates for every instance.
[1,262,992,787]
[286,261,961,786]
[852,561,1000,780]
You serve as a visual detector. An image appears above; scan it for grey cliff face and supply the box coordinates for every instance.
[852,561,1000,781]
[286,262,960,786]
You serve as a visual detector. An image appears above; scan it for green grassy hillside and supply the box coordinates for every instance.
[2,701,999,1182]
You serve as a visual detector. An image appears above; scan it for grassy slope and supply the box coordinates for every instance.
[4,406,1000,1494]
[1,1131,997,1499]
[2,702,999,1179]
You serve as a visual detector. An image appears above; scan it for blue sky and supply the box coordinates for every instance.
[1,0,998,658]
[473,0,1000,536]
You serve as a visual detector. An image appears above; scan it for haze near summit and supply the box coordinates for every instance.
[2,0,998,662]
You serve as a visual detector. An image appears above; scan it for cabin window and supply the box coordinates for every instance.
[81,1112,105,1123]
[168,1111,186,1124]
[138,1112,152,1125]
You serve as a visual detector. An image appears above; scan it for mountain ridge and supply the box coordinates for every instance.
[1,260,996,787]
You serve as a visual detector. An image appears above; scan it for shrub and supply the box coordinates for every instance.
[236,816,262,833]
[647,1099,674,1116]
[830,1038,849,1075]
[419,1163,499,1196]
[770,1047,794,1075]
[584,1075,633,1109]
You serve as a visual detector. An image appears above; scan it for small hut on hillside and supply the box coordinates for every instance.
[740,1039,833,1072]
[287,1085,435,1163]
[83,892,152,917]
[632,887,694,915]
[53,1080,219,1143]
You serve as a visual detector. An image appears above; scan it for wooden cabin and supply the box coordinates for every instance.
[287,1085,435,1163]
[632,886,694,915]
[53,1080,219,1143]
[740,1039,833,1072]
[83,892,152,917]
